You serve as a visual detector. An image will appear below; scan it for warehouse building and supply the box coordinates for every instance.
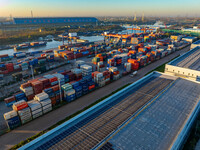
[182,36,197,43]
[18,72,200,150]
[191,40,200,49]
[13,17,98,25]
[170,35,184,41]
[182,28,200,33]
[165,46,200,82]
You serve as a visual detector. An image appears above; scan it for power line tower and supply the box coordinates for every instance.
[134,12,137,22]
[142,12,144,22]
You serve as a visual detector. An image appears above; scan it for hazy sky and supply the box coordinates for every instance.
[0,0,200,17]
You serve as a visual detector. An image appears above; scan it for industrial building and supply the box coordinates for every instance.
[182,28,200,33]
[13,17,98,25]
[170,35,184,42]
[165,46,200,82]
[181,36,197,43]
[18,72,200,150]
[191,40,200,49]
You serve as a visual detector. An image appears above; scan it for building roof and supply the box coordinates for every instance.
[168,46,200,71]
[193,40,200,45]
[13,17,98,24]
[100,78,200,150]
[182,36,197,39]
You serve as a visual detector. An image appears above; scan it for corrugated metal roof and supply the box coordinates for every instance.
[101,78,200,150]
[168,46,200,70]
[193,40,200,45]
[182,36,197,39]
[13,17,98,24]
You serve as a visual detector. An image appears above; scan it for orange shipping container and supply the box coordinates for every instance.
[128,59,138,64]
[21,82,31,89]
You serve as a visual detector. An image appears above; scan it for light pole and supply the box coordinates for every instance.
[30,65,34,79]
[58,78,62,103]
[62,33,64,45]
[74,51,76,62]
[95,46,97,56]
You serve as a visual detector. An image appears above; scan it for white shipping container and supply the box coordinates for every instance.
[14,65,20,70]
[42,104,52,110]
[18,107,31,116]
[113,74,120,80]
[64,89,76,96]
[4,110,18,120]
[19,113,32,120]
[32,112,43,119]
[109,67,118,72]
[69,32,77,37]
[31,108,43,115]
[34,92,49,101]
[21,117,32,124]
[28,100,42,111]
[40,98,51,106]
[43,107,52,114]
[98,80,106,87]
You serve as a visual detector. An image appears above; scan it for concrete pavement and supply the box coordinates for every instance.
[0,46,190,150]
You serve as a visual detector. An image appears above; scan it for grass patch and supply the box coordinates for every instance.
[10,83,131,150]
[145,55,181,76]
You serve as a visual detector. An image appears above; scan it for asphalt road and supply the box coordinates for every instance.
[0,45,190,150]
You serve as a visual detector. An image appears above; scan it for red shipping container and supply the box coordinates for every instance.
[13,101,28,111]
[52,85,59,92]
[41,54,46,57]
[21,82,31,89]
[103,71,109,76]
[28,77,42,84]
[49,77,58,83]
[31,81,43,94]
[0,70,9,74]
[55,95,60,100]
[50,97,56,105]
[0,54,8,58]
[65,70,71,73]
[60,71,67,75]
[66,72,75,81]
[92,71,101,78]
[89,85,95,90]
[38,78,50,88]
[69,81,76,85]
[4,96,16,104]
[37,56,46,60]
[27,94,35,101]
[6,63,14,72]
[14,68,22,72]
[75,76,82,81]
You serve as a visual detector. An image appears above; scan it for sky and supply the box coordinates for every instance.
[0,0,200,17]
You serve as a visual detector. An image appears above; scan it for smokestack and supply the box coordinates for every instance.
[134,12,137,21]
[142,12,144,22]
[31,10,33,18]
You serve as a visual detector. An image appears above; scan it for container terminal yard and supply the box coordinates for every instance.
[0,26,199,150]
[0,44,190,150]
[17,72,200,150]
